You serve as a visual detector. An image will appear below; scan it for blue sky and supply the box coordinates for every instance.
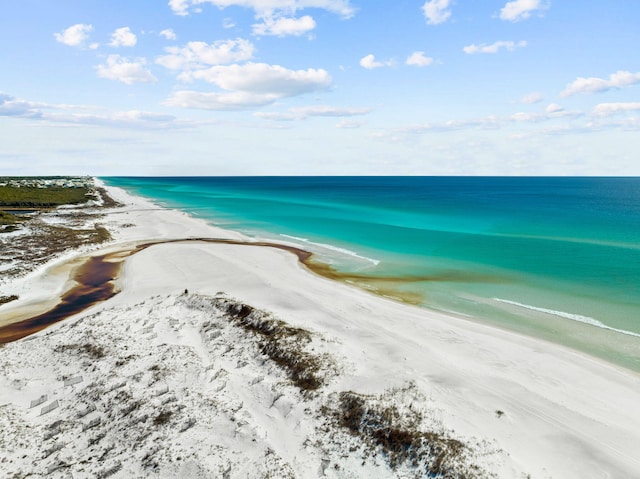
[1,0,639,175]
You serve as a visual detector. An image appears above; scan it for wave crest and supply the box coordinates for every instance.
[494,298,640,338]
[280,234,380,266]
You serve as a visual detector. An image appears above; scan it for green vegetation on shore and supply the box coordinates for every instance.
[0,177,96,228]
[0,186,92,209]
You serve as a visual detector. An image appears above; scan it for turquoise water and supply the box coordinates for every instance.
[103,177,640,371]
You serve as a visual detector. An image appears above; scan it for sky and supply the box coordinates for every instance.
[1,0,640,176]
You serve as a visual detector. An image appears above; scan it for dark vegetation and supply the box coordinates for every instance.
[331,391,476,478]
[95,187,123,209]
[153,410,174,425]
[0,223,111,278]
[0,178,117,280]
[0,185,93,208]
[0,295,19,305]
[202,295,488,476]
[53,342,106,359]
[214,298,326,392]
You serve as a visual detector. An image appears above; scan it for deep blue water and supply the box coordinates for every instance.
[103,176,640,370]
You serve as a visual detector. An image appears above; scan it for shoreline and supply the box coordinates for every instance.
[1,181,640,477]
[102,177,640,374]
[0,236,425,342]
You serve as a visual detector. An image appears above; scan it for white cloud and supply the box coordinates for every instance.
[157,39,254,70]
[510,111,544,122]
[169,0,191,15]
[406,51,434,67]
[183,62,331,93]
[373,104,592,142]
[292,105,371,117]
[223,18,236,28]
[255,104,371,121]
[463,40,527,54]
[160,29,177,40]
[54,24,93,47]
[561,70,640,97]
[499,0,547,22]
[253,15,316,36]
[109,27,138,47]
[422,0,452,25]
[164,90,279,110]
[592,102,640,117]
[0,92,186,129]
[0,92,43,119]
[546,102,564,114]
[360,54,382,69]
[168,0,355,19]
[166,62,331,110]
[519,92,544,104]
[96,55,158,84]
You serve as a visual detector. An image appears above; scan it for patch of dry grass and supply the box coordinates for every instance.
[324,388,491,478]
[53,342,106,359]
[213,298,328,392]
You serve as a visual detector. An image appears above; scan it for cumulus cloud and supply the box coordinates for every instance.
[96,55,158,84]
[422,0,452,25]
[561,70,640,97]
[54,24,93,47]
[359,54,382,69]
[463,40,527,54]
[160,29,177,40]
[592,102,640,117]
[157,39,254,71]
[109,27,137,47]
[183,62,330,92]
[499,0,547,22]
[519,92,544,104]
[406,51,434,67]
[166,62,331,110]
[253,15,316,36]
[169,0,355,19]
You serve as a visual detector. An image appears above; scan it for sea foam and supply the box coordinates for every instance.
[494,298,640,338]
[280,234,380,266]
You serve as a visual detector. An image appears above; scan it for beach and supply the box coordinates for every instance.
[1,182,639,478]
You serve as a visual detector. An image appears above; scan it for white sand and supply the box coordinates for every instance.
[1,183,639,478]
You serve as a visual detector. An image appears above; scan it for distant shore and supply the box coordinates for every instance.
[1,180,639,478]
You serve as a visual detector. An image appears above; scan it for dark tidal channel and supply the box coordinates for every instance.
[0,237,453,344]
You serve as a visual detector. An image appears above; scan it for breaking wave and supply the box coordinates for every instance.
[280,234,380,266]
[494,298,640,338]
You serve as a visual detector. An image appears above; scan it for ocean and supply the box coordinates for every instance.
[102,177,640,371]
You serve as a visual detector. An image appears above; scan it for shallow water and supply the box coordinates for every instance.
[103,177,640,371]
